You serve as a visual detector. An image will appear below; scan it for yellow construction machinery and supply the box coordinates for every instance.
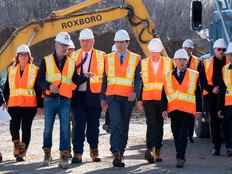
[0,0,167,71]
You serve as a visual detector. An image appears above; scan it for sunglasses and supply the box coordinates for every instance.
[216,48,226,52]
[18,53,29,56]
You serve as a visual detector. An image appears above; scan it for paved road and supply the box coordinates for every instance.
[0,117,231,174]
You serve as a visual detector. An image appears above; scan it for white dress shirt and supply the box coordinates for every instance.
[152,59,160,75]
[78,50,92,91]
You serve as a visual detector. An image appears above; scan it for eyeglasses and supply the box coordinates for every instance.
[216,48,226,52]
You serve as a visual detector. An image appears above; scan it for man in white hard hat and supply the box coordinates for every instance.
[182,39,202,143]
[162,48,202,168]
[137,38,172,163]
[66,40,75,57]
[39,32,76,169]
[202,38,227,156]
[102,29,141,167]
[71,28,105,164]
[218,42,232,157]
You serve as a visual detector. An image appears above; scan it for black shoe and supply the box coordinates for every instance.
[189,138,194,143]
[72,157,82,164]
[155,158,163,162]
[144,150,154,164]
[176,159,185,168]
[226,149,232,157]
[16,157,25,162]
[113,158,125,167]
[212,149,220,156]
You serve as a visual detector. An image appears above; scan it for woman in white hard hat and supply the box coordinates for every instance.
[2,44,42,162]
[161,49,202,168]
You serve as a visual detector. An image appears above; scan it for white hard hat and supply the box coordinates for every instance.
[55,32,71,45]
[114,29,130,41]
[16,44,31,54]
[182,39,194,49]
[68,40,75,49]
[111,44,117,52]
[173,48,189,60]
[225,42,232,54]
[213,38,226,49]
[148,38,164,52]
[79,28,94,40]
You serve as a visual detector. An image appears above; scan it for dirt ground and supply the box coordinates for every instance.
[0,115,231,174]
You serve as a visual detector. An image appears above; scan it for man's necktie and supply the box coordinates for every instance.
[120,54,124,64]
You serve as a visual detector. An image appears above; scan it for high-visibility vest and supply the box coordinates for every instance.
[203,57,214,95]
[188,55,200,71]
[44,54,75,98]
[8,64,38,107]
[73,49,105,93]
[164,68,199,114]
[141,56,172,101]
[105,51,140,97]
[222,64,232,106]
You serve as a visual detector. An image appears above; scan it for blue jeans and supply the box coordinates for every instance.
[43,96,71,151]
[107,96,134,154]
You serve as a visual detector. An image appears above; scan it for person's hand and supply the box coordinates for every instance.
[101,100,108,113]
[128,92,136,102]
[217,110,224,119]
[162,111,169,120]
[212,86,220,94]
[84,72,95,78]
[137,101,144,112]
[2,102,7,111]
[36,108,44,118]
[195,112,202,118]
[49,84,59,94]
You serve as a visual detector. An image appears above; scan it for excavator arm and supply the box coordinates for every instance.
[0,0,167,71]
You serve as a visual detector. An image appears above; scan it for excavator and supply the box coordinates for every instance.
[0,0,168,72]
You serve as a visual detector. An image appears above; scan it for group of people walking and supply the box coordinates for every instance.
[0,28,231,169]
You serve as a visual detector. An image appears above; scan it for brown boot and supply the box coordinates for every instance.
[59,150,70,169]
[113,152,125,167]
[13,140,20,158]
[90,148,101,162]
[72,153,82,164]
[43,148,52,166]
[16,142,26,162]
[153,148,162,162]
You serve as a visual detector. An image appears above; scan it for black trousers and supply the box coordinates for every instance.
[8,107,37,149]
[188,117,195,139]
[204,95,223,151]
[143,101,163,150]
[223,106,232,150]
[170,111,193,160]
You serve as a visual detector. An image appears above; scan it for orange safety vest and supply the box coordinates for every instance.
[8,64,38,107]
[44,54,75,98]
[73,49,105,93]
[222,64,232,106]
[188,55,200,71]
[105,51,140,97]
[164,68,199,114]
[141,56,172,101]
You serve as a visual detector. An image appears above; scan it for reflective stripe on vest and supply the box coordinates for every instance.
[8,64,38,107]
[164,69,199,114]
[141,56,172,100]
[222,64,232,106]
[73,49,105,93]
[106,51,140,97]
[44,55,75,98]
